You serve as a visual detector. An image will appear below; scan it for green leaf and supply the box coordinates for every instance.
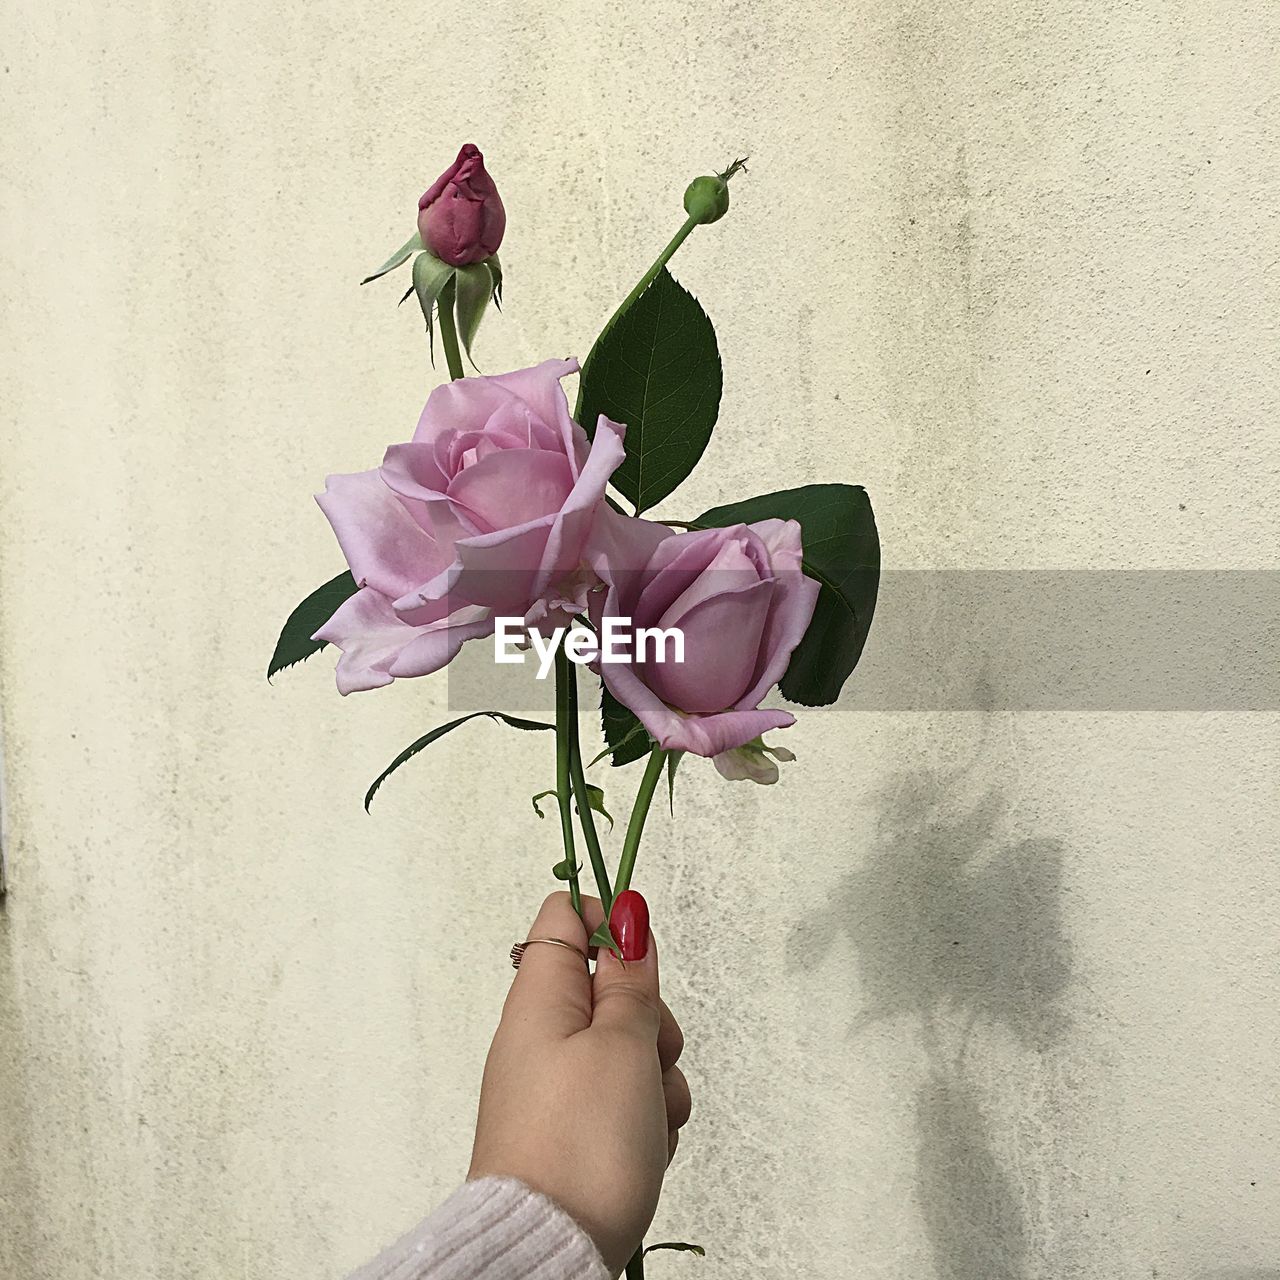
[361,232,423,286]
[365,713,554,812]
[693,484,879,706]
[601,685,652,767]
[587,681,651,767]
[531,789,556,819]
[577,267,722,514]
[643,1242,706,1258]
[454,261,492,363]
[551,858,581,881]
[666,750,684,815]
[589,919,622,958]
[412,251,456,337]
[267,571,358,679]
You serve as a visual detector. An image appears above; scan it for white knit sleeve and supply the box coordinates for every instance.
[344,1176,612,1280]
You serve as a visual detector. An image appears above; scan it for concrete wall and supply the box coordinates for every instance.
[2,1,1277,1276]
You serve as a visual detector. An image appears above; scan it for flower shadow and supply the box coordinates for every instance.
[789,734,1073,1277]
[1198,1272,1280,1279]
[789,767,1071,1052]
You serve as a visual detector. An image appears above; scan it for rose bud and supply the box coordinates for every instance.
[682,157,747,225]
[417,144,506,267]
[586,512,818,762]
[683,175,730,225]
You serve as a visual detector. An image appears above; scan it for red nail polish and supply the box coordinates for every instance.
[609,890,650,962]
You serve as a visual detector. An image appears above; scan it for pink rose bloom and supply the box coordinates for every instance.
[312,358,625,694]
[418,143,506,267]
[587,513,819,758]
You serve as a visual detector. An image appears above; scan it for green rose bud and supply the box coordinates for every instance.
[683,175,730,224]
[682,157,748,226]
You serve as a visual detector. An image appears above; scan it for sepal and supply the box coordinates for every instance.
[361,231,423,285]
[412,251,457,344]
[454,261,493,362]
[712,736,796,785]
[485,252,504,310]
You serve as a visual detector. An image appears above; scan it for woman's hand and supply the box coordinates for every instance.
[468,891,690,1276]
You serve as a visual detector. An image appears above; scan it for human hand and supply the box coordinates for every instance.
[468,891,690,1276]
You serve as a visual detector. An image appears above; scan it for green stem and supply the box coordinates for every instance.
[437,276,466,382]
[565,660,614,911]
[614,745,667,897]
[553,653,583,916]
[611,745,667,1280]
[572,215,698,422]
[601,216,698,347]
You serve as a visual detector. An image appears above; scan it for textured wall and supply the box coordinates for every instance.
[2,1,1278,1277]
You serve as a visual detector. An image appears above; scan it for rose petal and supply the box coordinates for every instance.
[402,520,553,616]
[585,506,674,608]
[602,650,796,756]
[446,448,575,534]
[312,586,493,694]
[413,358,579,453]
[314,469,447,603]
[644,577,775,712]
[487,359,583,462]
[386,610,495,679]
[650,536,761,631]
[630,526,746,625]
[532,415,627,597]
[733,519,821,710]
[380,441,449,506]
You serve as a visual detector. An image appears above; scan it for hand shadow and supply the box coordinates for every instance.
[916,1069,1029,1280]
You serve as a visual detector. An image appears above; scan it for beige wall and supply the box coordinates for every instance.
[3,1,1278,1277]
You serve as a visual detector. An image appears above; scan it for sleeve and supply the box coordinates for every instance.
[343,1176,613,1280]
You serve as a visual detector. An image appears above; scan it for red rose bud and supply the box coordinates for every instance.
[418,144,506,267]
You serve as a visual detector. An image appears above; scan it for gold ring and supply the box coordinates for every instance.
[510,937,589,970]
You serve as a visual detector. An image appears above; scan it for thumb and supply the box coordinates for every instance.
[592,890,661,1041]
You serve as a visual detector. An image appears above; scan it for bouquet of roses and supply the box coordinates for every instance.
[269,143,879,1272]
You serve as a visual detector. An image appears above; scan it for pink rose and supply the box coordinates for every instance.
[312,358,625,694]
[418,144,506,267]
[587,513,819,757]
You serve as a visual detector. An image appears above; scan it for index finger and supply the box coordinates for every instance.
[500,891,605,1039]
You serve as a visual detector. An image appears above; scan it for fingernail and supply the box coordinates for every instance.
[609,890,650,962]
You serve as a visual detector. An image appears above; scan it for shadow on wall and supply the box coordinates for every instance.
[1200,1272,1280,1279]
[789,722,1073,1279]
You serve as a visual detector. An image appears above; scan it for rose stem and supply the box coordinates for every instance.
[571,215,697,427]
[436,276,466,382]
[601,742,665,1280]
[553,653,584,916]
[564,662,614,912]
[613,744,667,898]
[617,747,667,1280]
